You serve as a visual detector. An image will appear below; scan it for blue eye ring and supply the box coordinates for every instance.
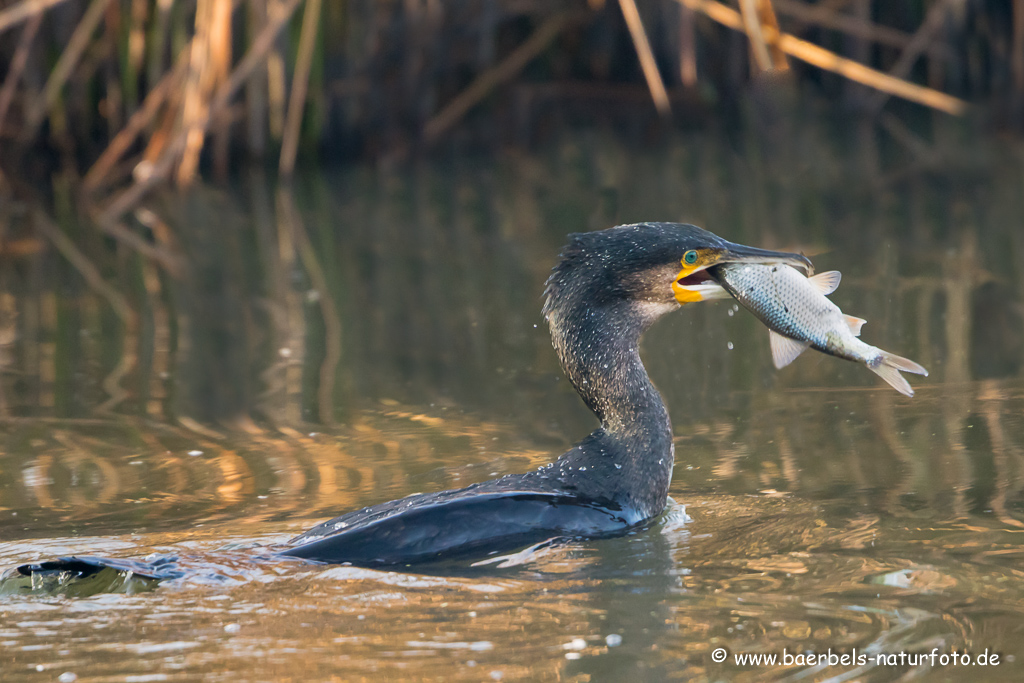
[683,250,698,265]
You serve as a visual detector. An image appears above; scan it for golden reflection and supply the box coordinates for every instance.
[1,133,1024,680]
[3,380,1024,538]
[980,380,1024,529]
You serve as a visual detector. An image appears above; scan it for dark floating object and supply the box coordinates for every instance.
[9,223,811,581]
[15,554,183,580]
[2,555,182,597]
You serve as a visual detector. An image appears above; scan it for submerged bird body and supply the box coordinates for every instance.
[714,263,928,396]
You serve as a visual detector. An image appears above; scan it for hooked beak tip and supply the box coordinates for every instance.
[715,242,814,275]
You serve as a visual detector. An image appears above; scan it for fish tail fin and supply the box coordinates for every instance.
[869,351,929,397]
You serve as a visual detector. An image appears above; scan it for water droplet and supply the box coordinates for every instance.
[224,623,241,634]
[727,342,734,350]
[188,450,203,457]
[727,309,734,317]
[605,634,623,647]
[614,463,622,470]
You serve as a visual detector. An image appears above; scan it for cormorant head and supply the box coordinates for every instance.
[545,222,812,322]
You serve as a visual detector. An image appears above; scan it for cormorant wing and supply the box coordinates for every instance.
[281,485,635,566]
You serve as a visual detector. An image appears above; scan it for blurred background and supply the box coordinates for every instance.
[0,0,1020,177]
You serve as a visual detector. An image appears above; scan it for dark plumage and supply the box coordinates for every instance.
[282,223,811,565]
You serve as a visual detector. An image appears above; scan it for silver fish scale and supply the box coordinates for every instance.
[718,263,859,357]
[713,262,928,396]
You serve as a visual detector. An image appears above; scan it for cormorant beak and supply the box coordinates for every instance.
[672,241,813,305]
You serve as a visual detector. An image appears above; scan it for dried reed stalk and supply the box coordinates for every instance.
[23,0,114,134]
[618,0,672,115]
[245,0,269,157]
[83,49,190,192]
[740,0,773,71]
[676,0,968,115]
[0,12,42,139]
[126,0,150,113]
[177,0,230,186]
[423,12,572,143]
[0,0,71,35]
[266,0,288,140]
[772,0,922,52]
[148,0,174,87]
[279,0,322,178]
[679,5,698,87]
[210,0,233,180]
[755,0,788,69]
[865,0,958,113]
[97,0,303,231]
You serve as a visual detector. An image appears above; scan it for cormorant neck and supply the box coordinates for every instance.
[546,299,672,433]
[544,295,677,519]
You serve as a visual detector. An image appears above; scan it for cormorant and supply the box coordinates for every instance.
[10,222,811,581]
[282,223,811,565]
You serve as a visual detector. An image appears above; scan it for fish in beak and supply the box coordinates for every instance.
[672,240,813,305]
[714,262,928,396]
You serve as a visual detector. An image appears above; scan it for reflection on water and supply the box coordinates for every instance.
[2,122,1024,680]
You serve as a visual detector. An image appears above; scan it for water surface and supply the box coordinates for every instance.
[2,124,1024,681]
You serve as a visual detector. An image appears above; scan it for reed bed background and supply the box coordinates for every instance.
[0,0,1020,197]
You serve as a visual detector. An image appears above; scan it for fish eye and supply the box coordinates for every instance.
[683,250,698,265]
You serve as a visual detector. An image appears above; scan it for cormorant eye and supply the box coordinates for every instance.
[683,250,698,265]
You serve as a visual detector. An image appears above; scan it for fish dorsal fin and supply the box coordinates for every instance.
[844,315,867,336]
[769,330,810,369]
[808,270,841,295]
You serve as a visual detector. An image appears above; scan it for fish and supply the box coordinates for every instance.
[712,263,928,396]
